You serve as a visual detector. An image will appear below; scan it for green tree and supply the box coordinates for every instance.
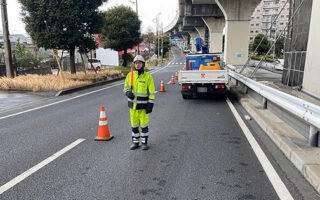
[13,39,39,70]
[275,35,285,57]
[18,0,107,74]
[154,35,171,58]
[252,34,271,55]
[141,27,155,61]
[14,38,26,59]
[101,6,141,67]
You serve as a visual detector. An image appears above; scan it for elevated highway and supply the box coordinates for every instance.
[164,0,260,66]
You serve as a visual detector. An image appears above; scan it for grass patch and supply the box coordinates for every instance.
[104,66,132,74]
[104,65,152,73]
[0,70,124,92]
[250,55,282,62]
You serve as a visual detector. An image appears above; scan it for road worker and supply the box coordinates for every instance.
[124,55,155,150]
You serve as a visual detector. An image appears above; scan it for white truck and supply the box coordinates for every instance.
[178,54,228,99]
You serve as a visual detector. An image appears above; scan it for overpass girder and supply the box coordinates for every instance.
[183,16,204,27]
[186,0,223,17]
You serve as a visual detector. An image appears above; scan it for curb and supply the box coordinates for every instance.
[55,76,126,96]
[229,86,320,194]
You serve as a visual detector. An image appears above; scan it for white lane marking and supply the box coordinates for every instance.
[0,82,122,120]
[226,98,294,200]
[172,50,176,60]
[149,60,172,74]
[155,91,158,94]
[0,138,86,195]
[0,62,173,120]
[180,63,182,65]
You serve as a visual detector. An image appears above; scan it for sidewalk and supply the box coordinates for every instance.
[0,91,45,111]
[229,65,320,194]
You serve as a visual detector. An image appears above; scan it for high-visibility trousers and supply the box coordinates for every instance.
[130,108,149,144]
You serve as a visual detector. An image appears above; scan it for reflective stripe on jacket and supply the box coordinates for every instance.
[124,71,155,110]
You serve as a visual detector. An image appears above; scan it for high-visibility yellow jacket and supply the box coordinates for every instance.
[124,71,155,110]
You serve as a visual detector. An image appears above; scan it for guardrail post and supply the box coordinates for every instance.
[309,125,319,147]
[243,85,248,94]
[262,97,267,109]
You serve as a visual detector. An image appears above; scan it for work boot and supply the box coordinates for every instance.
[141,143,149,150]
[130,143,139,150]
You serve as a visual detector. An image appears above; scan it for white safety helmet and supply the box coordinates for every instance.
[133,55,145,63]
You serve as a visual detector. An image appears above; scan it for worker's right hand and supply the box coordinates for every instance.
[126,91,134,99]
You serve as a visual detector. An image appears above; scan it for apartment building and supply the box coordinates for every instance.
[249,0,290,42]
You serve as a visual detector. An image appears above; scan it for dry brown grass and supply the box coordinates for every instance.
[0,70,124,92]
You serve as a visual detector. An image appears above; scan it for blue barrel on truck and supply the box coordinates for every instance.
[186,54,220,70]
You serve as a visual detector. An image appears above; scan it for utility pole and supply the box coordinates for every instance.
[161,23,163,64]
[136,0,139,55]
[156,13,160,61]
[1,0,14,78]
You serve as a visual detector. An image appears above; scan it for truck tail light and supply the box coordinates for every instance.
[215,85,225,89]
[182,85,191,89]
[189,63,193,70]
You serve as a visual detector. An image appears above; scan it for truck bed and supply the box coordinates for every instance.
[178,70,228,84]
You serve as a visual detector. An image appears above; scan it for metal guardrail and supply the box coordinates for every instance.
[228,68,320,146]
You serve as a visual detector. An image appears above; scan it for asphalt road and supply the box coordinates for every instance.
[0,48,319,200]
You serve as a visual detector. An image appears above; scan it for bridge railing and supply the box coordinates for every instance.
[227,65,320,147]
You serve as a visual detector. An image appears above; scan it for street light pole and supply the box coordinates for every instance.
[129,0,139,55]
[1,0,14,78]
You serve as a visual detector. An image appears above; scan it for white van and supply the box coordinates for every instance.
[87,59,102,71]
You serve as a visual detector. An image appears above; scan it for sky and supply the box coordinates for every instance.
[0,0,178,36]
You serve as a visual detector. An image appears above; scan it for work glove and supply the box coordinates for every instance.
[146,103,154,114]
[126,91,134,100]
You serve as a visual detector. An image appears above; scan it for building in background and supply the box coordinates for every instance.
[249,0,290,42]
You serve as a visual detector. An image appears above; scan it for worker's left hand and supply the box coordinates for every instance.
[146,103,154,114]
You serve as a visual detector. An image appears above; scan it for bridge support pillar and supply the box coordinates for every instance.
[202,17,225,53]
[187,30,199,53]
[302,0,320,98]
[224,20,250,65]
[215,0,260,65]
[195,26,206,41]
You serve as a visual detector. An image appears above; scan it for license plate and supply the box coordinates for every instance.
[197,87,207,93]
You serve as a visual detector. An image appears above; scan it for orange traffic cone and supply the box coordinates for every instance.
[95,106,114,141]
[175,71,178,80]
[159,79,165,92]
[170,74,175,84]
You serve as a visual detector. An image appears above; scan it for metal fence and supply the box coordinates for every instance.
[282,51,306,87]
[282,0,312,86]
